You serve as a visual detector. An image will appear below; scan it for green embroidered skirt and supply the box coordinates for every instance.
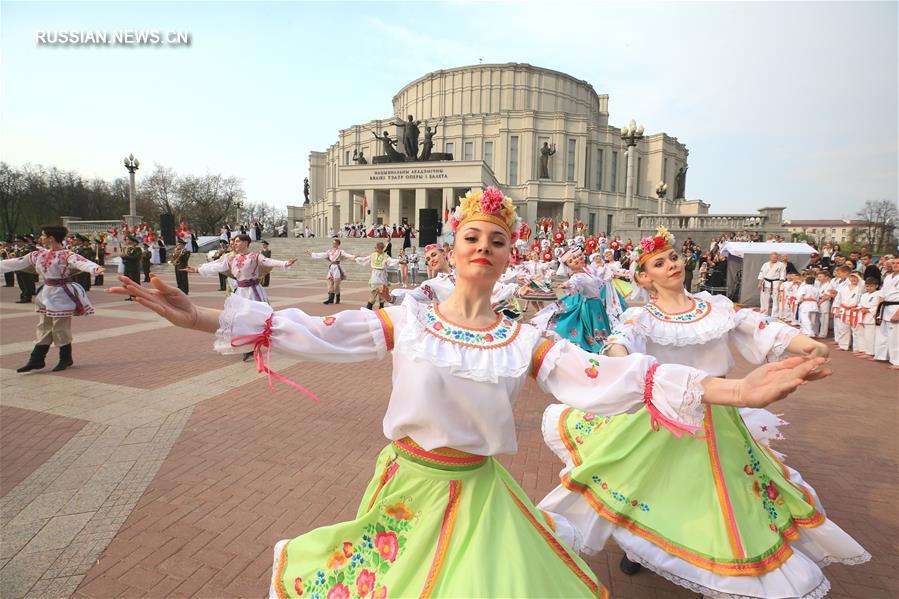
[270,438,608,598]
[539,404,870,598]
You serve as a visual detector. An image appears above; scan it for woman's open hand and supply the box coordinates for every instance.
[737,356,831,408]
[108,275,202,330]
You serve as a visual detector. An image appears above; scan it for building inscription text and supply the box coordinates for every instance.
[369,167,449,182]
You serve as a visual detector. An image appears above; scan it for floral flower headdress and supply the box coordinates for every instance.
[449,187,522,243]
[636,226,675,270]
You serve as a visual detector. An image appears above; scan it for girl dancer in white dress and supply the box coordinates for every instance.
[539,228,868,599]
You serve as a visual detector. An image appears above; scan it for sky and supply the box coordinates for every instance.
[1,1,897,220]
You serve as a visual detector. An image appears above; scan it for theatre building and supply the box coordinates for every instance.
[289,63,785,245]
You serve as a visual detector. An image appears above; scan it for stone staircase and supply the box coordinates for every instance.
[186,237,424,282]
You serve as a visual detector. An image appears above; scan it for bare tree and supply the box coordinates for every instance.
[0,163,25,234]
[139,165,181,223]
[855,199,898,253]
[179,174,245,234]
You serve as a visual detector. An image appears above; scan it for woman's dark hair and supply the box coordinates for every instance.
[233,233,252,243]
[40,225,68,243]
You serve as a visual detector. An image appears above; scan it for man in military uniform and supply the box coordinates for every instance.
[260,239,272,287]
[73,234,94,291]
[13,235,37,303]
[209,240,229,291]
[140,243,152,282]
[92,236,106,286]
[171,238,191,294]
[0,241,15,287]
[120,234,143,300]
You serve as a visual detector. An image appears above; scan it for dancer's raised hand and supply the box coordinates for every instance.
[736,356,830,408]
[108,275,219,332]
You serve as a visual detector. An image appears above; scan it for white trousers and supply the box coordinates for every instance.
[874,320,899,365]
[817,301,831,337]
[759,281,780,315]
[853,324,875,355]
[834,318,852,350]
[798,307,817,337]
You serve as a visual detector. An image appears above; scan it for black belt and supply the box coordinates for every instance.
[875,300,899,325]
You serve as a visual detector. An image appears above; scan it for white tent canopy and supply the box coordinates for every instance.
[720,242,817,258]
[719,242,818,306]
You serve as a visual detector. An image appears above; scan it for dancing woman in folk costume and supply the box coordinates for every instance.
[309,238,356,305]
[390,242,521,318]
[184,234,297,304]
[356,242,401,310]
[531,247,617,353]
[510,249,558,312]
[538,228,868,599]
[1,225,105,372]
[110,188,829,599]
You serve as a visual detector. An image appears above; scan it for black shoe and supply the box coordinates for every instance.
[242,352,253,362]
[17,344,50,373]
[15,299,30,304]
[619,555,642,576]
[51,344,73,371]
[365,302,374,310]
[124,297,134,301]
[323,293,335,305]
[379,303,384,309]
[335,295,340,305]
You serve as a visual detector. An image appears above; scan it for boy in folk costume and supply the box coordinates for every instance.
[355,241,400,310]
[1,225,104,372]
[815,270,835,338]
[853,277,881,358]
[873,257,899,368]
[795,274,820,336]
[310,238,355,305]
[757,252,785,315]
[833,270,863,351]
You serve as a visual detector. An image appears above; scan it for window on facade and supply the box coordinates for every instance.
[606,214,613,235]
[588,213,596,234]
[664,157,668,182]
[445,142,455,157]
[464,141,473,161]
[346,151,351,165]
[610,151,618,192]
[567,138,576,181]
[595,149,604,191]
[509,136,519,185]
[636,156,642,195]
[484,141,494,169]
[584,146,591,188]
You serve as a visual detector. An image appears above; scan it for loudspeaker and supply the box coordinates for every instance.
[418,208,438,247]
[159,213,175,245]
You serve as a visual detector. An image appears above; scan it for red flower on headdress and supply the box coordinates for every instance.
[480,187,504,214]
[653,235,665,247]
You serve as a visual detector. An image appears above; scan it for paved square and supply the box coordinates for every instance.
[0,273,896,598]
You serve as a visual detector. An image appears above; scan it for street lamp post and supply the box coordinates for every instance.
[655,181,668,215]
[619,119,644,209]
[122,153,140,226]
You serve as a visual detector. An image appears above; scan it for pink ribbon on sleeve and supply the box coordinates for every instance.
[643,363,705,439]
[230,314,320,401]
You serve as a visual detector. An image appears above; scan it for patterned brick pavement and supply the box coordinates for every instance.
[0,273,896,598]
